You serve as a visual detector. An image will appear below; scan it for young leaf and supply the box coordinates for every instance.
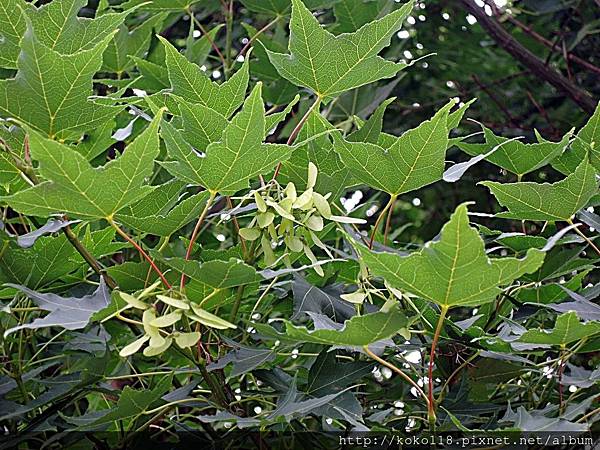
[456,126,571,177]
[357,203,545,308]
[4,279,110,336]
[4,110,164,220]
[518,311,600,346]
[159,36,249,118]
[333,99,460,196]
[253,306,410,346]
[161,83,293,196]
[266,0,414,98]
[480,159,597,222]
[0,21,123,139]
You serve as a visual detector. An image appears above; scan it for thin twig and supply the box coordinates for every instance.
[471,74,519,128]
[567,219,600,257]
[504,13,600,77]
[186,7,226,69]
[461,0,597,114]
[238,15,281,58]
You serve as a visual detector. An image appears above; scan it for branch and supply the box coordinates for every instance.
[504,14,600,77]
[471,74,520,128]
[460,0,597,114]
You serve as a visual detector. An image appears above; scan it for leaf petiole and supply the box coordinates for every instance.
[428,305,449,429]
[363,344,430,408]
[369,194,397,249]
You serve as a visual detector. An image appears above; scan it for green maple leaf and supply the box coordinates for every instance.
[0,226,123,289]
[160,83,294,196]
[102,13,166,75]
[240,0,338,17]
[26,0,129,55]
[117,0,202,11]
[3,111,164,220]
[240,0,290,16]
[252,306,410,346]
[159,36,249,118]
[0,22,123,139]
[552,102,600,175]
[333,0,393,33]
[480,159,597,222]
[266,0,414,98]
[573,102,600,168]
[173,92,297,152]
[116,181,211,237]
[0,0,129,68]
[456,126,571,178]
[162,257,261,289]
[0,0,27,69]
[357,203,544,308]
[172,96,230,152]
[518,311,600,346]
[333,99,463,196]
[90,375,172,426]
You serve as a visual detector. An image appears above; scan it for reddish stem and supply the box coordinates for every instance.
[109,218,171,289]
[272,96,322,180]
[180,191,217,290]
[428,306,448,427]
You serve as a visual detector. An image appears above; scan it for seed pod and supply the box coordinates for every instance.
[254,191,268,212]
[150,310,182,328]
[119,292,148,310]
[156,295,189,310]
[340,290,367,304]
[285,235,303,252]
[239,227,261,241]
[174,331,201,348]
[307,162,318,190]
[119,335,149,357]
[257,211,275,228]
[143,337,172,356]
[305,214,324,231]
[312,192,332,218]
